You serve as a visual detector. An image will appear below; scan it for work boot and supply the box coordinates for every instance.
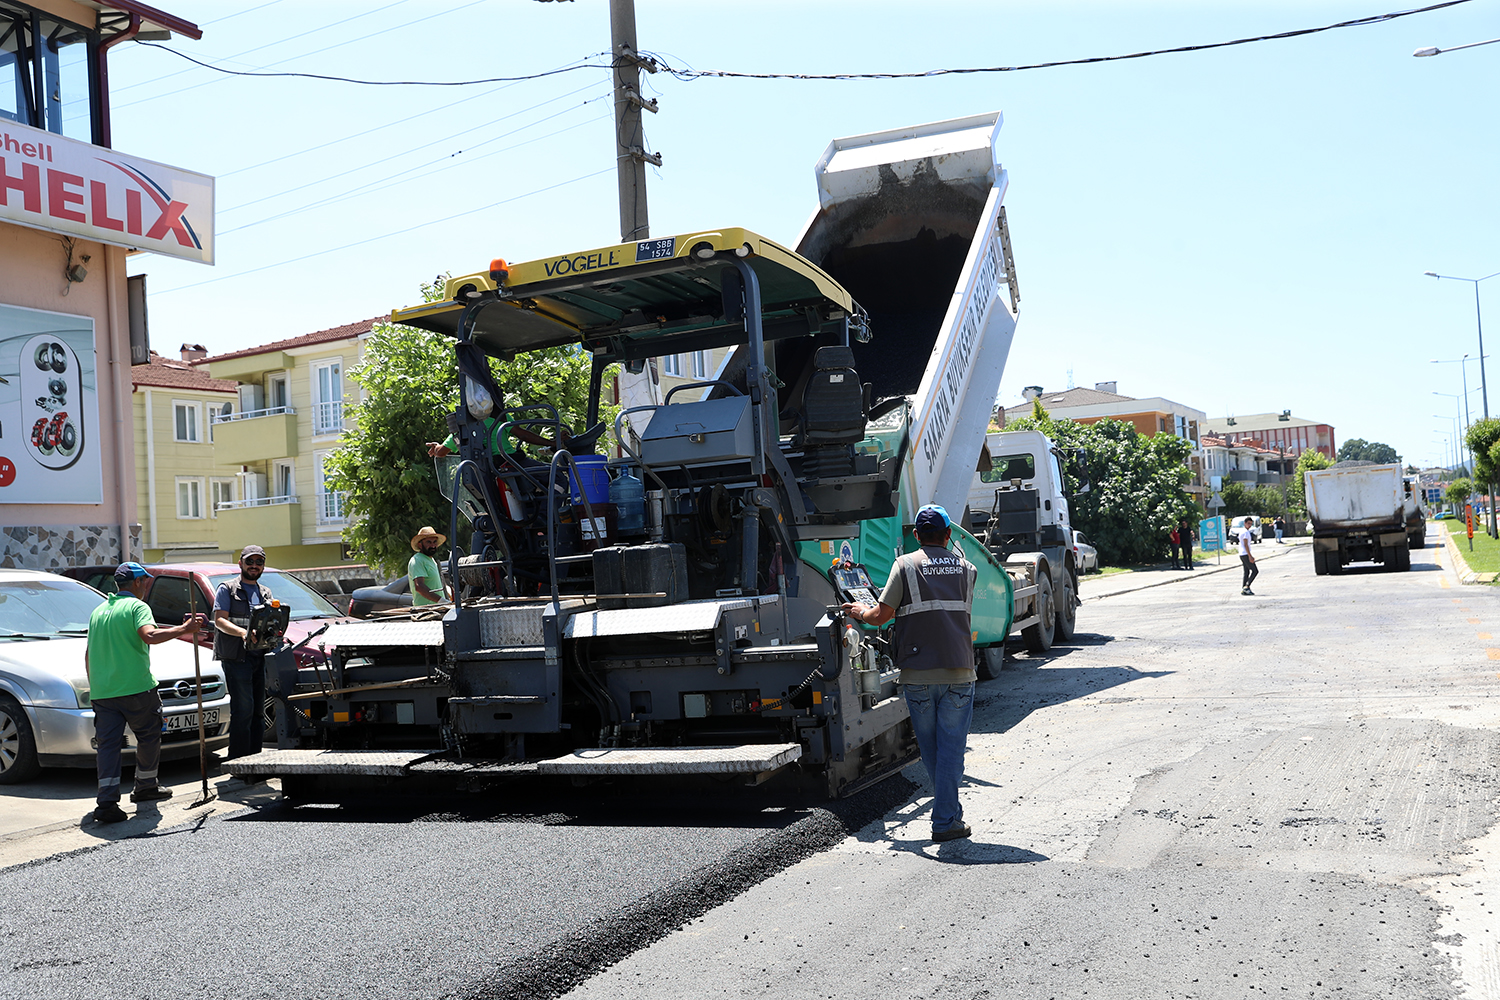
[92,802,129,824]
[131,786,173,803]
[933,823,972,843]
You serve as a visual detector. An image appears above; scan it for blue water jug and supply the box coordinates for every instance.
[610,467,647,536]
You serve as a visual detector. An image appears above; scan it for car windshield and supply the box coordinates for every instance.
[0,578,104,637]
[207,571,343,620]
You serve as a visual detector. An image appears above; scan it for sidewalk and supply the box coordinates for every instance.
[1078,537,1310,600]
[0,766,280,871]
[1439,525,1498,584]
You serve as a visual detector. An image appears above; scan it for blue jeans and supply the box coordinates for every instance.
[224,658,265,760]
[903,682,975,834]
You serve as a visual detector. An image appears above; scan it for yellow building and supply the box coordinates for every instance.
[131,346,240,563]
[204,317,376,569]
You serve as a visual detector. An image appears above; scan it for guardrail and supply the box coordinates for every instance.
[217,494,298,510]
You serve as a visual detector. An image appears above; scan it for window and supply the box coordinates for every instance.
[313,359,343,434]
[273,460,295,500]
[315,451,346,524]
[0,7,99,142]
[173,401,200,442]
[1175,415,1188,439]
[661,354,682,377]
[690,351,708,379]
[145,576,210,627]
[267,373,289,411]
[980,454,1036,484]
[175,477,203,519]
[209,478,235,517]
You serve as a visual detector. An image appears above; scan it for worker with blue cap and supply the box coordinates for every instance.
[840,503,978,842]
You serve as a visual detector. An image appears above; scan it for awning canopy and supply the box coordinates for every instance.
[391,228,861,360]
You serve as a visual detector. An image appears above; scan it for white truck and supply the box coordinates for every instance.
[965,429,1082,655]
[1306,462,1412,574]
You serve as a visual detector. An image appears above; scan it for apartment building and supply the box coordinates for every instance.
[1003,383,1207,494]
[203,317,376,568]
[131,345,239,562]
[1202,412,1335,459]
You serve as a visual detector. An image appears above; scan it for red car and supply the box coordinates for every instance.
[134,562,354,666]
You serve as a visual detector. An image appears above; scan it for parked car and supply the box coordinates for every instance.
[139,564,354,740]
[1226,520,1263,544]
[0,569,231,783]
[347,576,413,618]
[1072,531,1099,573]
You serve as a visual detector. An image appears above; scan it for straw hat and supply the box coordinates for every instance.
[410,526,447,550]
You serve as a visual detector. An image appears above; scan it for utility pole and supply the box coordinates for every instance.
[610,0,659,243]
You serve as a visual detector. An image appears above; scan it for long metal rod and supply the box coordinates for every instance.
[187,583,211,805]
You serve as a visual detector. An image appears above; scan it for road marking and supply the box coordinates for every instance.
[1487,650,1500,661]
[1479,633,1492,640]
[1469,618,1481,625]
[1441,577,1451,588]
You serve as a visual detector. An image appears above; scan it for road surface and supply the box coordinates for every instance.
[2,532,1496,1000]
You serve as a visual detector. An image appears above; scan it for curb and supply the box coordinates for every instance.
[1080,541,1305,601]
[1440,528,1497,585]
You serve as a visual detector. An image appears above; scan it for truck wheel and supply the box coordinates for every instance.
[0,695,42,785]
[1409,531,1426,550]
[1394,545,1412,571]
[1326,553,1342,575]
[1054,571,1077,642]
[1022,574,1055,653]
[1313,549,1327,576]
[976,647,1006,681]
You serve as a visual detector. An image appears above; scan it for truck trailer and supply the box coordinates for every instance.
[229,113,1063,798]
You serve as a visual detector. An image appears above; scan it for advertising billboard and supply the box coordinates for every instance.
[0,303,103,504]
[0,119,213,265]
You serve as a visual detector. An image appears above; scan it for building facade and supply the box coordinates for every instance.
[132,346,240,563]
[204,318,375,569]
[1201,413,1336,460]
[1003,384,1207,494]
[0,1,206,570]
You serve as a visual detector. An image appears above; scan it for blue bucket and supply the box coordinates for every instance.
[570,454,611,505]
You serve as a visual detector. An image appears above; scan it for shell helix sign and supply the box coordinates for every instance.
[0,303,102,504]
[0,119,213,265]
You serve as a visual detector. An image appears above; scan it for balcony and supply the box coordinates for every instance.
[213,407,298,465]
[216,496,301,550]
[1257,473,1284,486]
[210,351,295,382]
[1228,470,1257,483]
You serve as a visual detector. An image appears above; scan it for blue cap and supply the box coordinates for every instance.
[914,504,951,533]
[114,561,153,582]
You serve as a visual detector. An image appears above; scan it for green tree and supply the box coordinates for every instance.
[1284,448,1332,518]
[1446,477,1473,508]
[1336,438,1399,464]
[326,278,613,577]
[1005,409,1197,566]
[1465,418,1500,537]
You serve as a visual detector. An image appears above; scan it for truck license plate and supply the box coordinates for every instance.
[163,709,219,733]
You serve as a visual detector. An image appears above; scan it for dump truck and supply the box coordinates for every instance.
[965,429,1084,653]
[228,112,1041,798]
[1307,462,1412,574]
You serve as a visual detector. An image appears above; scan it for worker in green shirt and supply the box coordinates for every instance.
[86,562,207,824]
[408,526,451,606]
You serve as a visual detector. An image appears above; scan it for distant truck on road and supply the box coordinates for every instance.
[1306,462,1416,574]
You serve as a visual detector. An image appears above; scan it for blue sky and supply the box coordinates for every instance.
[109,0,1500,470]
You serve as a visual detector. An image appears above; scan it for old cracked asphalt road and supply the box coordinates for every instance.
[4,530,1498,1000]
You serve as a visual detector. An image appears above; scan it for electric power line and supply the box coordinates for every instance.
[220,101,611,236]
[150,167,615,296]
[218,80,607,215]
[132,0,1473,88]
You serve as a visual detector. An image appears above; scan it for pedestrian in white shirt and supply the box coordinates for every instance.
[1239,516,1258,595]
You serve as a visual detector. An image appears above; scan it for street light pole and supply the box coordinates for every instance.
[1428,271,1500,535]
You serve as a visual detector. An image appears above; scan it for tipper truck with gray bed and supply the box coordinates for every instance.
[228,112,1050,798]
[1307,462,1412,574]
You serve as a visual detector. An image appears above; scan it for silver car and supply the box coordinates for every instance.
[1072,530,1100,573]
[0,569,231,784]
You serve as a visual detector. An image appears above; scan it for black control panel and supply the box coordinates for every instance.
[830,562,879,609]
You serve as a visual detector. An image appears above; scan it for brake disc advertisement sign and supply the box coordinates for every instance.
[0,303,102,504]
